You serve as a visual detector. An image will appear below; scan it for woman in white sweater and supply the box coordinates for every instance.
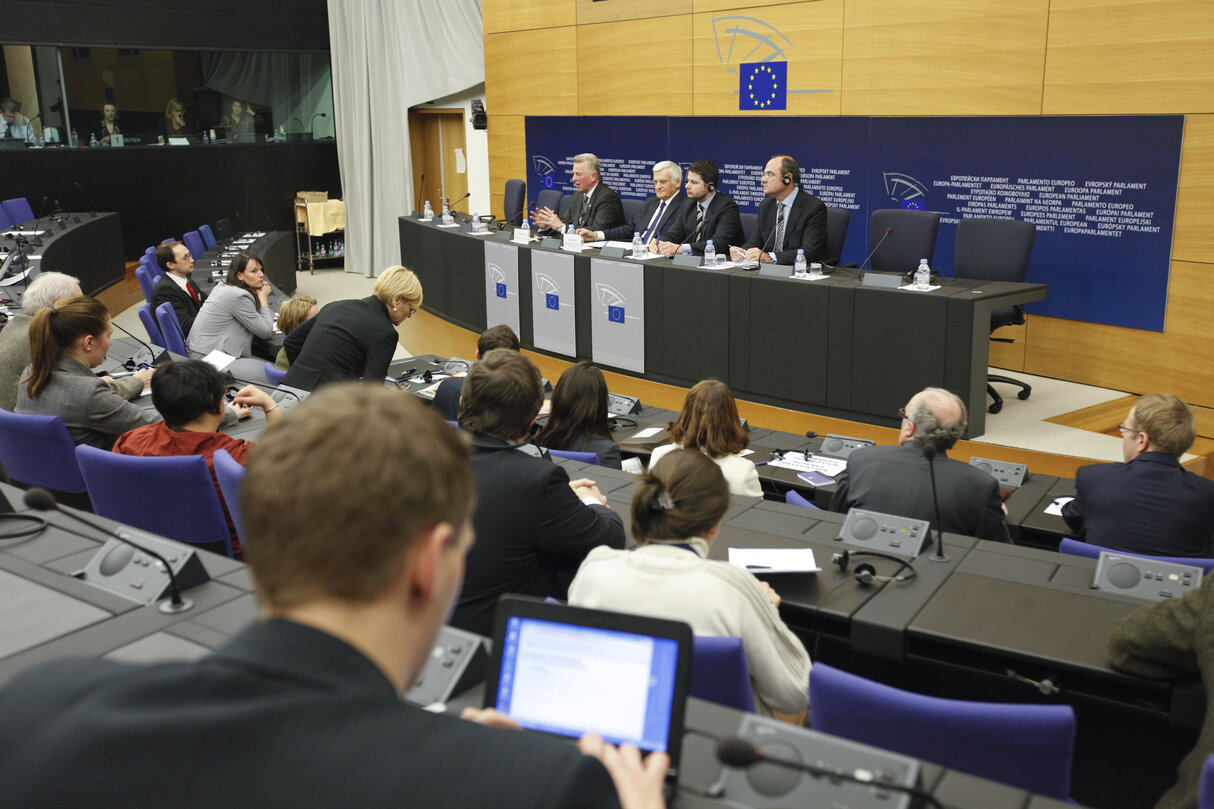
[570,448,810,723]
[648,378,762,497]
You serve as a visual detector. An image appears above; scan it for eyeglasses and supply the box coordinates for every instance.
[761,171,778,179]
[897,408,909,422]
[1117,423,1142,436]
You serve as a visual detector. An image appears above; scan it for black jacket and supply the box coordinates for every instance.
[282,296,398,391]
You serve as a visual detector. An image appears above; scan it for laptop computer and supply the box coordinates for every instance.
[486,595,692,797]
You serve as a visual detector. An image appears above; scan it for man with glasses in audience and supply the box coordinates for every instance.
[1064,394,1214,557]
[151,241,207,337]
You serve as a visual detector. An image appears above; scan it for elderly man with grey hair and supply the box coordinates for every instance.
[532,152,625,236]
[829,387,1010,542]
[0,271,150,410]
[579,160,687,245]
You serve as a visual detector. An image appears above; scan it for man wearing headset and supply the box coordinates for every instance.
[730,155,828,265]
[656,159,744,257]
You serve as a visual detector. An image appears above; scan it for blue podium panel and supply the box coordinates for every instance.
[590,258,646,374]
[531,249,577,357]
[484,241,521,336]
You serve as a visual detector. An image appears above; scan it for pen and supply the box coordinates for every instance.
[755,461,769,467]
[746,565,772,570]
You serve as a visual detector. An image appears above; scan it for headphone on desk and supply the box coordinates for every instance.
[832,549,916,586]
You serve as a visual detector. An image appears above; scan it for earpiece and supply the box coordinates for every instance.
[707,181,716,193]
[782,174,792,186]
[832,549,916,586]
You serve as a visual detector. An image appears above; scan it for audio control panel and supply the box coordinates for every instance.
[836,509,930,560]
[818,434,875,460]
[1091,552,1203,603]
[969,456,1028,490]
[405,625,490,707]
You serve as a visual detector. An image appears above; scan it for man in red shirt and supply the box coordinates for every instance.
[114,359,282,554]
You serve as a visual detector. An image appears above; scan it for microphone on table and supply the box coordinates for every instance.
[309,112,327,134]
[109,318,164,368]
[28,195,50,245]
[74,181,99,214]
[23,488,196,614]
[923,444,948,562]
[446,192,471,211]
[856,227,893,284]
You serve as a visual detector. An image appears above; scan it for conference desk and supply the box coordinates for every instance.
[398,217,1048,438]
[193,229,297,295]
[0,210,125,295]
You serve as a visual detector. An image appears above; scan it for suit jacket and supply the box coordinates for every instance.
[453,432,625,636]
[599,194,688,243]
[150,273,206,337]
[15,356,161,449]
[432,376,465,421]
[0,312,33,411]
[542,182,625,236]
[0,619,622,809]
[829,442,1010,543]
[744,190,829,264]
[1062,452,1214,557]
[662,191,745,256]
[1109,575,1214,809]
[187,284,274,359]
[282,296,399,392]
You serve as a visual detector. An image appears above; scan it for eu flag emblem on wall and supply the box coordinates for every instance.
[546,293,559,310]
[900,199,925,210]
[740,62,787,111]
[496,283,507,299]
[608,305,625,323]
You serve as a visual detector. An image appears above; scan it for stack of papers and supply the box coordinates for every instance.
[768,453,847,477]
[728,548,820,573]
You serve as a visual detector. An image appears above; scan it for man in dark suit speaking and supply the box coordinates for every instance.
[578,160,687,246]
[0,385,665,809]
[532,152,626,236]
[731,155,828,265]
[657,159,745,257]
[830,386,1010,543]
[150,240,207,336]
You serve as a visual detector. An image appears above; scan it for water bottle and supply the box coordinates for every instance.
[89,132,97,147]
[794,249,808,275]
[704,241,716,265]
[423,200,434,220]
[70,128,78,147]
[202,130,210,145]
[632,232,644,259]
[441,203,452,225]
[471,213,481,233]
[915,258,931,290]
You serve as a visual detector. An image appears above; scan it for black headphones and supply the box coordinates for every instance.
[706,180,716,193]
[832,549,916,586]
[782,174,792,186]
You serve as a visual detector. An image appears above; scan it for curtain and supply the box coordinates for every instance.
[328,0,484,277]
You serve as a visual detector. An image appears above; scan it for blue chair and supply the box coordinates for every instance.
[504,179,526,228]
[548,449,600,465]
[621,198,644,226]
[155,302,189,356]
[691,636,755,712]
[199,224,218,249]
[784,489,821,510]
[1200,753,1214,809]
[535,189,562,219]
[212,449,247,551]
[810,663,1075,799]
[263,362,287,386]
[2,197,35,226]
[825,206,850,265]
[138,304,164,347]
[135,264,157,304]
[182,230,206,261]
[558,194,573,222]
[1059,537,1214,573]
[868,209,939,274]
[140,253,164,283]
[0,410,88,494]
[445,420,459,429]
[75,445,234,558]
[739,212,758,244]
[0,205,13,231]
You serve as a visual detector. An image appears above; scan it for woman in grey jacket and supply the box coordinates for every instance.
[188,252,275,379]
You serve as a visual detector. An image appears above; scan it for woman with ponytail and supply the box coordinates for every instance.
[569,448,810,723]
[16,296,161,448]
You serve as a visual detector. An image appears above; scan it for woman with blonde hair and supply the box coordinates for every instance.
[272,295,318,370]
[648,378,761,496]
[162,98,186,139]
[282,265,422,391]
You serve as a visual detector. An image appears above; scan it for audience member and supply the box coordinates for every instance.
[219,99,255,139]
[532,153,625,236]
[151,240,206,336]
[272,295,318,370]
[656,159,744,257]
[0,97,30,142]
[0,384,665,809]
[283,265,419,391]
[188,251,275,379]
[649,379,761,497]
[95,103,121,146]
[1109,574,1214,809]
[570,448,811,722]
[830,387,1010,542]
[452,348,625,636]
[16,295,160,448]
[536,361,622,468]
[112,359,280,556]
[432,323,520,421]
[162,98,187,139]
[1064,394,1214,557]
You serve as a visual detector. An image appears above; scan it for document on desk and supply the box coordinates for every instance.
[630,427,664,439]
[728,547,820,574]
[899,284,942,292]
[201,349,237,371]
[768,453,847,477]
[1044,496,1074,516]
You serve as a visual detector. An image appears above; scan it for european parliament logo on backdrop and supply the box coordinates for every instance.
[740,62,787,110]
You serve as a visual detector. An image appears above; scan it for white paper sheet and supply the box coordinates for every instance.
[728,547,820,574]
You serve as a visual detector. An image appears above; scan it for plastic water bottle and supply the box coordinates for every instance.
[915,258,931,290]
[89,132,97,147]
[794,249,808,275]
[441,203,452,225]
[423,200,434,220]
[704,241,716,266]
[632,232,644,259]
[471,213,481,233]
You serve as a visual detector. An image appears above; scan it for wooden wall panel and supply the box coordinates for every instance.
[578,16,695,115]
[485,28,579,117]
[1173,114,1214,263]
[692,1,844,116]
[694,0,812,12]
[488,115,527,220]
[1043,0,1214,114]
[840,0,1050,115]
[484,0,575,34]
[988,323,1027,372]
[577,0,690,25]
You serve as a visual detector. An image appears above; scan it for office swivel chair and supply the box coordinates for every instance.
[155,302,189,356]
[535,189,562,219]
[1,197,35,225]
[868,209,939,273]
[824,206,850,265]
[503,179,526,227]
[953,217,1036,414]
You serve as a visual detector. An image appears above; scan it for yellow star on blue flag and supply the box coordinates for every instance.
[740,62,787,111]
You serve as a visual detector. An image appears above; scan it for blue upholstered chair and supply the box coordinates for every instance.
[868,209,939,274]
[1059,537,1214,573]
[199,223,218,249]
[535,189,562,219]
[263,362,287,386]
[504,179,526,228]
[135,264,158,305]
[691,636,755,712]
[182,230,207,261]
[138,304,164,348]
[155,302,189,356]
[0,410,88,494]
[784,489,821,510]
[547,448,600,465]
[824,206,850,265]
[212,449,248,551]
[1,197,35,225]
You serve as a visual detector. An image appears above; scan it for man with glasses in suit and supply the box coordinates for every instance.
[532,153,625,236]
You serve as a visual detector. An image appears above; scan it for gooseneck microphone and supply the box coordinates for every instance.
[446,192,472,211]
[74,181,99,213]
[716,737,942,809]
[856,227,893,283]
[109,317,162,368]
[23,488,195,613]
[309,112,327,133]
[923,444,948,562]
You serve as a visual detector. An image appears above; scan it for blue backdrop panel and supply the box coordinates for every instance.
[524,115,1182,331]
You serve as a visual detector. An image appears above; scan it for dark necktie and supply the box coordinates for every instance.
[578,195,589,227]
[774,201,786,253]
[3,122,11,139]
[691,203,705,242]
[641,201,666,244]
